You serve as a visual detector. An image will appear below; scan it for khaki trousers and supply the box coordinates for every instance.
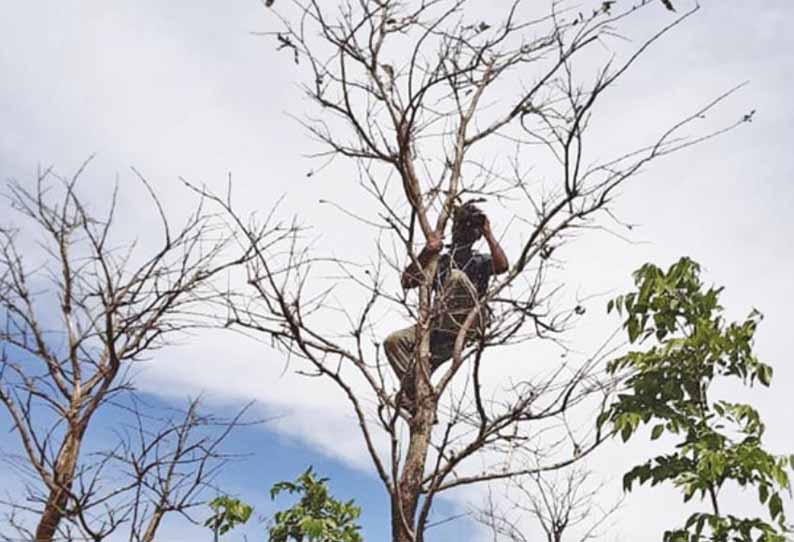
[384,270,483,396]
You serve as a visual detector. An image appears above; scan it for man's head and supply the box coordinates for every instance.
[451,201,485,247]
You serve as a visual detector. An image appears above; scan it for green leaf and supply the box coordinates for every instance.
[205,496,253,538]
[623,471,634,492]
[759,484,769,504]
[769,493,783,520]
[758,363,773,386]
[300,517,325,539]
[627,317,640,343]
[596,411,610,430]
[651,424,665,440]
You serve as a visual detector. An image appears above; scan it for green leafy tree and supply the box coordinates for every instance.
[601,257,792,542]
[269,468,363,542]
[205,496,254,542]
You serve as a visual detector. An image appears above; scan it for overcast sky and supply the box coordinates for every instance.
[1,1,793,541]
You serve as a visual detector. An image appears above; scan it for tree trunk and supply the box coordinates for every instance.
[393,415,434,542]
[34,429,82,542]
[391,253,439,542]
[392,357,436,542]
[142,509,165,542]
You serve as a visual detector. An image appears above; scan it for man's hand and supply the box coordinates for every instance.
[401,231,444,289]
[481,216,510,275]
[425,231,443,255]
[480,217,494,240]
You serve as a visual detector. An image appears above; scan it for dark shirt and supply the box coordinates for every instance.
[434,248,493,298]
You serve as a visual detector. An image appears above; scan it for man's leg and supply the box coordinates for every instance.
[384,326,418,409]
[384,270,482,409]
[383,326,416,381]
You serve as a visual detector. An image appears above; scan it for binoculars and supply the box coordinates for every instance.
[467,211,486,229]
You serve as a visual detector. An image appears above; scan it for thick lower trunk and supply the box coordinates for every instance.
[35,493,67,542]
[35,431,82,542]
[392,422,432,542]
[141,509,165,542]
[392,366,435,542]
[392,266,439,542]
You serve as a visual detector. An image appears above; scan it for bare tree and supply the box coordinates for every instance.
[476,468,622,542]
[1,396,254,542]
[0,162,279,541]
[193,1,750,541]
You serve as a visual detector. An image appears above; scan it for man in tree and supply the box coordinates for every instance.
[384,202,509,409]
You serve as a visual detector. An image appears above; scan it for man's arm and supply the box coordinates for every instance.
[481,218,509,275]
[401,231,443,289]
